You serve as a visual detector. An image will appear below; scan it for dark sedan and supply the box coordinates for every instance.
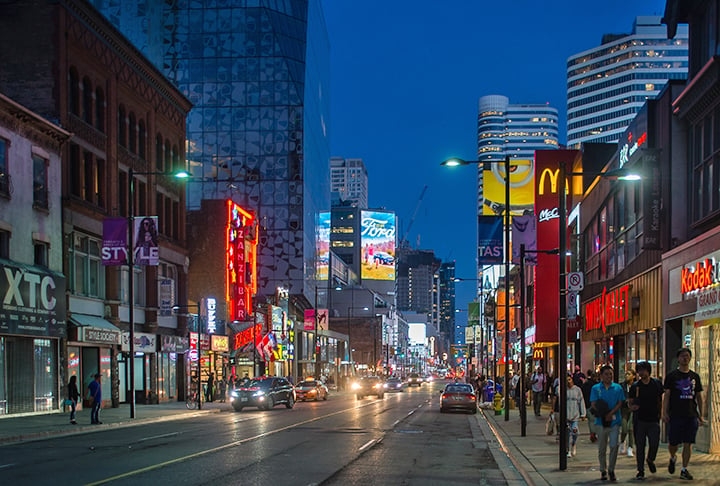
[440,383,477,414]
[384,377,405,392]
[230,376,295,411]
[294,379,329,401]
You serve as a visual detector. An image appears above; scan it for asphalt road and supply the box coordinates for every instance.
[2,381,502,486]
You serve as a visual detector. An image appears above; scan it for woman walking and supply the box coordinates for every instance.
[67,375,80,425]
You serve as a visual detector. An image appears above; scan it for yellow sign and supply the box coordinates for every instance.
[537,168,560,196]
[532,348,544,360]
[483,159,535,215]
[211,335,229,352]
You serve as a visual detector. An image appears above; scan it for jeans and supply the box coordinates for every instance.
[597,424,620,473]
[586,408,598,436]
[621,411,635,448]
[568,419,579,447]
[69,399,77,422]
[532,391,543,415]
[91,399,101,424]
[634,420,660,473]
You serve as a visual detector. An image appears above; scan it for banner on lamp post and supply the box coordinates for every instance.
[133,216,159,266]
[478,215,503,265]
[511,214,537,264]
[102,217,128,266]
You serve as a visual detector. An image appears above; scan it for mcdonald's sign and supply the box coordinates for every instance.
[537,168,560,196]
[532,348,544,360]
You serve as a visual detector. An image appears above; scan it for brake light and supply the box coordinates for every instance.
[466,394,476,400]
[441,393,449,400]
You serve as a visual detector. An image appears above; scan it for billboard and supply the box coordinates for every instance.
[316,211,331,280]
[482,159,535,216]
[360,210,396,281]
[478,215,504,265]
[226,200,258,322]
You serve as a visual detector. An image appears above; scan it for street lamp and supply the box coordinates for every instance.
[443,156,512,421]
[127,168,186,418]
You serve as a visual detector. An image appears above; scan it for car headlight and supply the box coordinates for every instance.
[230,390,240,398]
[351,382,361,390]
[252,391,266,397]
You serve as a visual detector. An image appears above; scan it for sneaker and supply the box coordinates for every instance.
[636,471,645,480]
[627,446,634,457]
[647,460,656,473]
[620,442,627,454]
[590,432,598,443]
[609,471,617,482]
[669,456,677,474]
[571,444,577,456]
[70,420,77,425]
[567,451,573,458]
[680,468,694,480]
[601,471,608,481]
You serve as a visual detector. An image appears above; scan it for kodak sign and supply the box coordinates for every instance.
[584,284,631,333]
[680,258,720,294]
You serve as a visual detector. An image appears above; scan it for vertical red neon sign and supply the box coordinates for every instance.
[226,200,258,322]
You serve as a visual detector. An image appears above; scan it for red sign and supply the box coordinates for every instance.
[233,323,263,350]
[584,284,631,333]
[226,200,258,322]
[681,258,719,294]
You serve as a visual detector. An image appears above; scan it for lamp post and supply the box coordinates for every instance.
[127,168,187,418]
[443,156,512,421]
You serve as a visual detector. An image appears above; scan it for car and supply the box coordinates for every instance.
[373,251,394,265]
[230,376,295,411]
[294,379,329,401]
[352,376,385,399]
[384,377,405,392]
[440,383,477,414]
[407,373,423,387]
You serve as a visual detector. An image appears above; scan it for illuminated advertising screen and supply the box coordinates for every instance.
[316,211,331,280]
[360,210,396,281]
[482,159,535,216]
[226,200,258,322]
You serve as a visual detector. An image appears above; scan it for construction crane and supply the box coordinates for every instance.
[399,185,428,248]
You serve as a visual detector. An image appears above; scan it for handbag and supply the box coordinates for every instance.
[546,413,556,435]
[64,398,73,406]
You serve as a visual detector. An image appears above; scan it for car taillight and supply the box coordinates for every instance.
[441,393,449,400]
[466,394,476,400]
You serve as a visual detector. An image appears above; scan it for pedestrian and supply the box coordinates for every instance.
[218,376,227,403]
[86,373,102,425]
[663,347,704,481]
[572,365,586,387]
[582,370,599,442]
[565,373,586,457]
[510,371,521,408]
[620,368,637,457]
[531,366,547,416]
[590,365,624,482]
[67,375,80,425]
[628,361,663,480]
[206,372,215,403]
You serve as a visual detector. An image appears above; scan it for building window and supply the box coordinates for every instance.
[128,112,137,153]
[95,87,105,132]
[0,229,9,259]
[33,241,48,267]
[0,137,8,197]
[68,68,80,116]
[82,77,93,125]
[118,105,127,147]
[71,233,104,298]
[32,154,48,209]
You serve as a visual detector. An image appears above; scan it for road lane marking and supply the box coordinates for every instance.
[137,432,178,443]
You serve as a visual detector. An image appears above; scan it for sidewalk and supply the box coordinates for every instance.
[482,403,720,485]
[0,400,229,446]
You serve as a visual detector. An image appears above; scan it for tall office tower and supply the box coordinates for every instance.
[331,157,369,208]
[396,248,441,316]
[438,262,456,355]
[93,0,331,303]
[566,16,688,147]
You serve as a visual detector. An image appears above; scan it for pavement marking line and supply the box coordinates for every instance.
[0,463,15,470]
[481,411,538,486]
[136,432,178,442]
[84,404,373,486]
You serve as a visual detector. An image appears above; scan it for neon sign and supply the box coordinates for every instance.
[619,131,647,167]
[681,258,720,294]
[226,201,258,321]
[584,284,631,333]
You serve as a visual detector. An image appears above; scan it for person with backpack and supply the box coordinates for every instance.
[628,361,663,480]
[531,366,547,416]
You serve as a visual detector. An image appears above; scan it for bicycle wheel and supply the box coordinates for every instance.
[186,393,198,410]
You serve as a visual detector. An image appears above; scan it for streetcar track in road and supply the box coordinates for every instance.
[83,401,382,485]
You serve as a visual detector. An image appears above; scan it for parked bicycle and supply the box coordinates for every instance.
[186,386,201,410]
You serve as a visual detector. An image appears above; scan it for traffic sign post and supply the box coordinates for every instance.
[567,272,584,291]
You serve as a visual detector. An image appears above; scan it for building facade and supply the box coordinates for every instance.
[330,157,369,208]
[0,0,193,410]
[566,16,688,147]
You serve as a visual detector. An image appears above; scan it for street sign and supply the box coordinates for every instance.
[567,272,584,291]
[567,291,578,319]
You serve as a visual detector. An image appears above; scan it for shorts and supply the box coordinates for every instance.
[668,416,699,446]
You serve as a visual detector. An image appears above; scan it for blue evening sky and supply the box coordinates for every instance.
[321,1,668,323]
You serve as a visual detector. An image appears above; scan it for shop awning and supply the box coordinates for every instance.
[69,314,121,345]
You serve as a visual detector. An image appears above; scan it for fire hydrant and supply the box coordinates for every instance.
[493,393,503,415]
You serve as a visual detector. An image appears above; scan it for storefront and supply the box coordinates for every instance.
[159,334,189,402]
[0,260,67,415]
[663,226,720,454]
[67,314,121,408]
[581,267,663,378]
[120,331,157,404]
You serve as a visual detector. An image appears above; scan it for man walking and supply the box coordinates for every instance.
[531,366,546,417]
[628,361,663,480]
[87,373,103,425]
[663,348,704,481]
[590,365,624,482]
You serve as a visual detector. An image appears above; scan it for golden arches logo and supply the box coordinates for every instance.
[532,349,544,360]
[537,168,560,196]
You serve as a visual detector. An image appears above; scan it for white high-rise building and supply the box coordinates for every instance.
[566,16,688,148]
[331,157,369,208]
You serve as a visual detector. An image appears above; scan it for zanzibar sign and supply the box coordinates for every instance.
[584,284,631,334]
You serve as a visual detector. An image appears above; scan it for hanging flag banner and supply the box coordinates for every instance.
[478,215,504,265]
[133,216,159,266]
[102,217,128,266]
[511,214,537,265]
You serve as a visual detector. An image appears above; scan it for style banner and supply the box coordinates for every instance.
[133,216,159,266]
[102,217,128,266]
[478,215,503,265]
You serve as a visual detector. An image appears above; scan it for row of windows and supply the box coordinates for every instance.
[567,108,638,132]
[568,47,688,79]
[68,66,183,174]
[568,83,657,110]
[569,95,654,119]
[0,229,49,267]
[571,61,687,91]
[567,37,687,68]
[568,71,686,97]
[689,107,720,222]
[0,137,49,210]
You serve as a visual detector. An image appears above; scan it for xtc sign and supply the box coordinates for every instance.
[0,262,67,337]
